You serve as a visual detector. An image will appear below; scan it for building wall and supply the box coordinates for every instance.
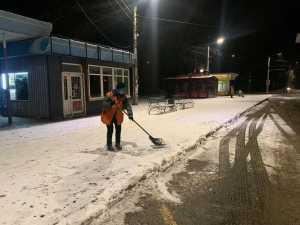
[47,55,64,118]
[47,55,132,117]
[85,58,131,115]
[0,54,133,119]
[0,55,50,118]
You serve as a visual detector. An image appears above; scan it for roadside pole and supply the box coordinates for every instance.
[132,2,138,105]
[2,32,12,124]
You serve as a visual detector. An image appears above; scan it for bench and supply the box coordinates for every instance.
[148,96,177,114]
[172,95,195,109]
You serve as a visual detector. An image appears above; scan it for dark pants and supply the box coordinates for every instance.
[231,94,233,98]
[106,115,121,146]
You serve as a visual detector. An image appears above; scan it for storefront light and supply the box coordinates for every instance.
[2,74,6,89]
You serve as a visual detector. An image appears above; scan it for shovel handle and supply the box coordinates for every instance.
[116,107,152,137]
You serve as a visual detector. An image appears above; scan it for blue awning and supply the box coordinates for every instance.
[0,10,52,44]
[0,37,50,59]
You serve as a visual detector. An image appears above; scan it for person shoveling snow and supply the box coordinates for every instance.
[101,81,133,151]
[101,82,166,150]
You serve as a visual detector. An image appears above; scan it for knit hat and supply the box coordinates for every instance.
[116,82,126,92]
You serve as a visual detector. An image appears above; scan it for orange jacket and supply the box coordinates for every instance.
[230,86,235,95]
[101,91,128,125]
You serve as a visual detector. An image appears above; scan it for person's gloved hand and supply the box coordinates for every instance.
[110,100,116,106]
[128,114,134,121]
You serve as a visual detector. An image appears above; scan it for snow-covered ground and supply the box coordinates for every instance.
[92,98,300,225]
[0,95,270,225]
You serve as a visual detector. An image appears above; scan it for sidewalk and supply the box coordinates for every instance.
[0,94,270,225]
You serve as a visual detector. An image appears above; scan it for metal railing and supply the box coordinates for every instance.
[48,36,136,64]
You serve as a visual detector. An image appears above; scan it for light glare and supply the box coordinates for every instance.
[217,38,224,44]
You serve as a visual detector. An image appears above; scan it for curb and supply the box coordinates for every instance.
[182,96,271,153]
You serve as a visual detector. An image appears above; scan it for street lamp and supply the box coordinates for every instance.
[206,38,224,74]
[267,53,281,94]
[217,38,224,44]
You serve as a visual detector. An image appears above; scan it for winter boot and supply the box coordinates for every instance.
[107,145,114,151]
[115,144,122,150]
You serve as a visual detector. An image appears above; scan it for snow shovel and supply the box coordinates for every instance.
[117,107,166,146]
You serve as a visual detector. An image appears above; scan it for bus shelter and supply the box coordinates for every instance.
[0,10,52,124]
[163,75,218,98]
[211,73,238,96]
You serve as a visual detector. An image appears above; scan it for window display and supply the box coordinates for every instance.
[1,72,29,100]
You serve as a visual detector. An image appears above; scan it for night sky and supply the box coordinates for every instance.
[2,0,300,94]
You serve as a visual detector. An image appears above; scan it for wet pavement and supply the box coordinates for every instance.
[100,91,300,225]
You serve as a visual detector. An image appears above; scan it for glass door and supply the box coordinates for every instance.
[62,73,85,117]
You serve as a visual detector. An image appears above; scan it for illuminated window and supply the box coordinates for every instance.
[2,72,29,100]
[218,81,229,91]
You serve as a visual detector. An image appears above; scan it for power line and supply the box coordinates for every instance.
[107,0,132,32]
[121,0,133,14]
[124,0,133,11]
[52,1,131,24]
[139,15,222,29]
[115,0,131,19]
[73,0,132,48]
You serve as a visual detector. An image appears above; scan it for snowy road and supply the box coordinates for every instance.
[94,91,300,225]
[0,95,271,225]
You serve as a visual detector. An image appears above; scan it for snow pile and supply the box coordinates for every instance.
[0,95,270,225]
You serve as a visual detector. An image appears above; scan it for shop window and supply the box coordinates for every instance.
[124,76,130,96]
[103,67,112,75]
[114,69,122,76]
[191,82,198,97]
[88,66,130,99]
[175,83,182,95]
[223,81,229,91]
[200,82,207,93]
[89,66,100,74]
[2,72,29,100]
[124,70,129,77]
[63,76,68,100]
[103,76,113,95]
[89,75,101,98]
[218,81,223,91]
[114,76,123,88]
[218,81,229,91]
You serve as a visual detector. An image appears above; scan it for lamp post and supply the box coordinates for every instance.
[206,44,210,73]
[132,0,157,105]
[206,38,224,74]
[267,53,281,95]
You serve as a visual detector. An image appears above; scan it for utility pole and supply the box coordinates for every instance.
[2,32,12,124]
[132,2,138,105]
[248,78,251,94]
[206,43,210,73]
[287,64,291,89]
[194,48,196,73]
[267,56,270,95]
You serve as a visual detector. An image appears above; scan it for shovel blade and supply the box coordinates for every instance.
[149,136,166,146]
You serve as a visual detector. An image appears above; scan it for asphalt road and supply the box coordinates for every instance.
[120,90,300,225]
